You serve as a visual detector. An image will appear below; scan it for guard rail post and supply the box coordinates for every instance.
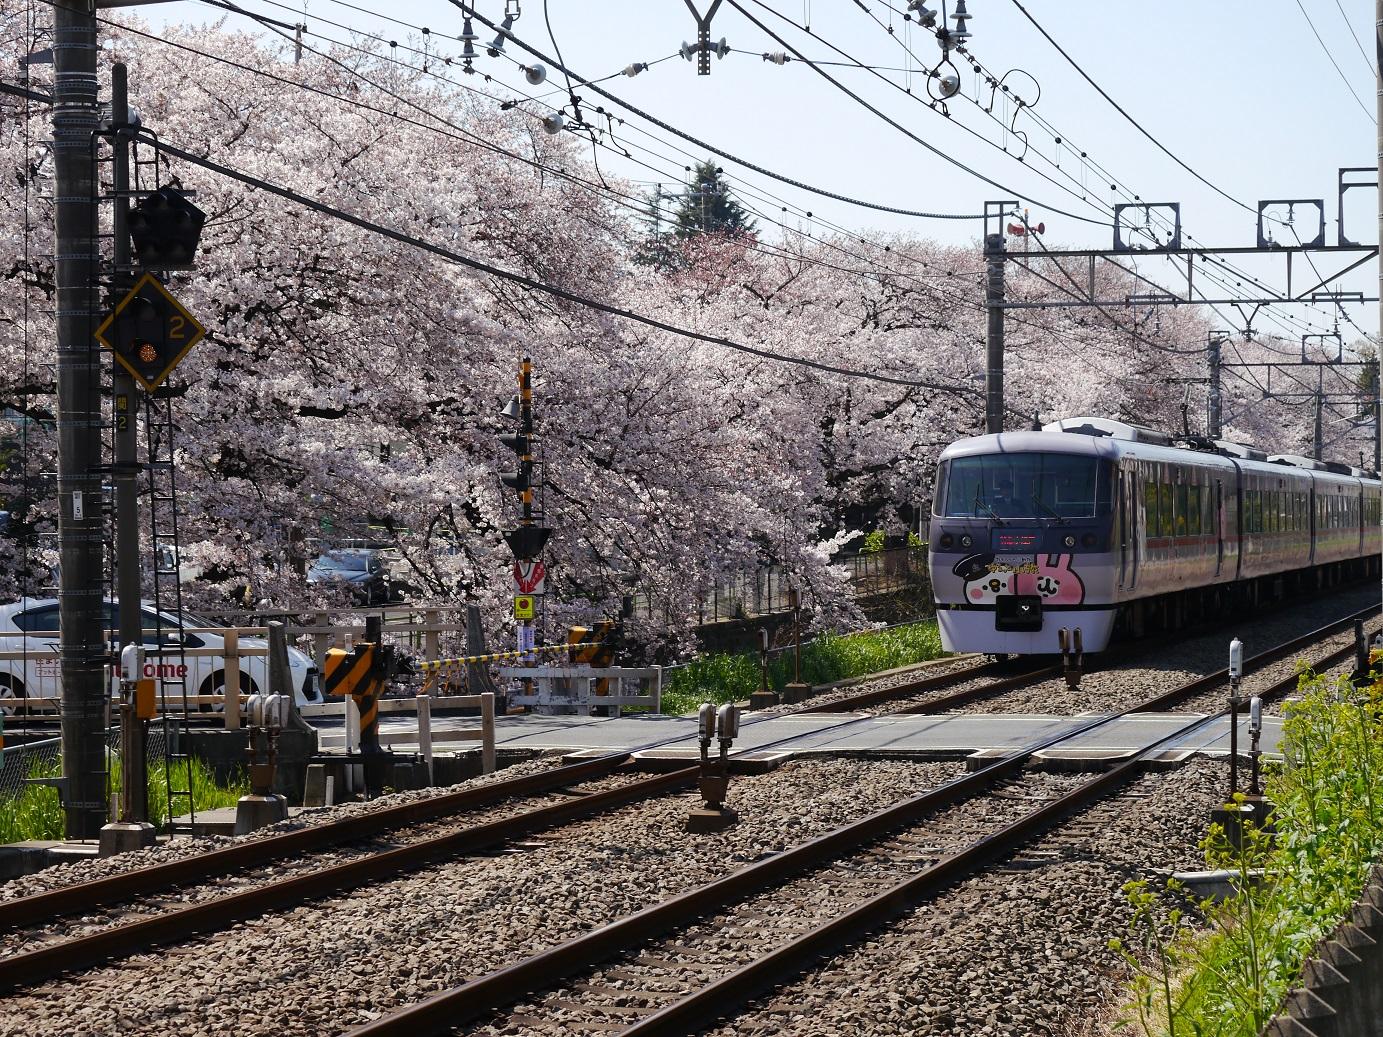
[223,630,241,731]
[481,692,496,774]
[416,692,433,781]
[424,609,440,663]
[311,612,330,675]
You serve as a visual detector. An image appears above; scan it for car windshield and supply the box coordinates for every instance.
[941,452,1105,519]
[319,554,371,572]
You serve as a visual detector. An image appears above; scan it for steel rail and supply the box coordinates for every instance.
[341,606,1376,1037]
[619,625,1366,1037]
[0,710,884,989]
[802,659,1019,713]
[0,751,633,933]
[0,671,884,932]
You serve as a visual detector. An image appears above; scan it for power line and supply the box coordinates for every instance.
[456,3,992,222]
[1004,0,1269,215]
[745,0,1113,224]
[144,133,970,393]
[1293,0,1376,124]
[716,0,1108,225]
[1332,0,1377,77]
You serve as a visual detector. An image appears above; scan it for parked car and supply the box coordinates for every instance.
[306,548,393,604]
[0,598,322,713]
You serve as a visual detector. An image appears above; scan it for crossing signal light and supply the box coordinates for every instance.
[504,525,551,559]
[128,186,206,270]
[499,466,531,492]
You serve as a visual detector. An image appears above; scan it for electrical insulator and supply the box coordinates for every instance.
[762,51,789,65]
[622,62,647,77]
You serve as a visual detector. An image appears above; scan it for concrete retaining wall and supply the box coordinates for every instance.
[1262,863,1383,1037]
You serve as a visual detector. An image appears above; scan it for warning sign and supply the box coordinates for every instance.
[94,273,206,392]
[513,559,546,595]
[513,595,536,620]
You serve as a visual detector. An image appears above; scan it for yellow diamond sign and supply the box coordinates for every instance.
[94,273,206,391]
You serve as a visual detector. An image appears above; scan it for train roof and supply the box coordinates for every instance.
[940,417,1380,487]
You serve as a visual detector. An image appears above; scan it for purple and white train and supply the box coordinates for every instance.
[928,417,1382,657]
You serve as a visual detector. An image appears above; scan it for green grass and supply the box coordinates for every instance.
[1,752,249,843]
[661,620,943,716]
[1112,668,1383,1037]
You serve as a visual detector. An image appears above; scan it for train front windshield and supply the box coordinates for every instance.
[940,453,1105,519]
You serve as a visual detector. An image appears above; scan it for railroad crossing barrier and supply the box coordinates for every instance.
[299,693,496,776]
[497,666,662,716]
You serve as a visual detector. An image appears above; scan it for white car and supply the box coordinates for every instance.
[0,598,322,712]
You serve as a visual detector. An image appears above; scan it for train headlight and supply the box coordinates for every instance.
[1063,534,1076,548]
[939,533,954,549]
[959,534,973,548]
[1081,533,1097,548]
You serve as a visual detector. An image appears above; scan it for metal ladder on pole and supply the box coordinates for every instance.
[144,391,195,834]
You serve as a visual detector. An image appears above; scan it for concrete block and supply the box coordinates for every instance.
[1284,989,1337,1037]
[98,821,157,857]
[1262,1019,1327,1037]
[780,682,812,705]
[748,690,778,710]
[303,763,328,807]
[233,794,289,835]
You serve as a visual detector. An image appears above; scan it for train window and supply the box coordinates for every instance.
[1187,485,1202,535]
[1143,479,1158,535]
[1159,484,1174,537]
[940,452,1105,519]
[1174,484,1188,536]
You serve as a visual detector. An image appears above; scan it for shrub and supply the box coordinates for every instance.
[1111,670,1383,1036]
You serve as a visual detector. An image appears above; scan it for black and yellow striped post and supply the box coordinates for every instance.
[323,622,397,794]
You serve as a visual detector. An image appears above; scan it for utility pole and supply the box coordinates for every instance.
[109,63,149,826]
[1207,332,1224,439]
[52,0,108,838]
[1376,0,1382,607]
[1313,380,1324,461]
[111,64,140,659]
[984,230,1006,435]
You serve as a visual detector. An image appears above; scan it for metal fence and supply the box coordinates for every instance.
[629,546,930,627]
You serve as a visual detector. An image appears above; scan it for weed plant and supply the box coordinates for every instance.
[1111,669,1383,1036]
[661,620,942,716]
[0,752,248,843]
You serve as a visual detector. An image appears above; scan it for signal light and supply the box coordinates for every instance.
[128,186,205,270]
[939,533,954,549]
[504,525,551,559]
[499,433,529,454]
[500,469,530,492]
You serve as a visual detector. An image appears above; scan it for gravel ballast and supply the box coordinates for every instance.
[0,757,965,1037]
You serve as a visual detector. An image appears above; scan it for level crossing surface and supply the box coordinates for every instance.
[310,709,1283,763]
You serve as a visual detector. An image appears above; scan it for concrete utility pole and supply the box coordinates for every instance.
[111,64,141,660]
[1207,332,1223,439]
[52,0,108,837]
[1313,378,1324,462]
[109,63,149,825]
[984,231,1006,435]
[1376,0,1382,606]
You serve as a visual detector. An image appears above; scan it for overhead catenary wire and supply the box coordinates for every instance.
[145,133,971,394]
[1292,0,1376,125]
[456,3,994,222]
[712,0,1107,226]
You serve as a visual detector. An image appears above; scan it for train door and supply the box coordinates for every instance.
[1125,466,1139,591]
[1117,466,1128,590]
[1215,481,1224,577]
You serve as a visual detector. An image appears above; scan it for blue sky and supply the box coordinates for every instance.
[137,0,1378,339]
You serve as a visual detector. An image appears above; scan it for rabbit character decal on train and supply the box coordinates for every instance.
[953,553,1086,606]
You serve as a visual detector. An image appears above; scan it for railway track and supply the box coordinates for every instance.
[343,610,1375,1037]
[0,605,1371,1028]
[0,709,889,987]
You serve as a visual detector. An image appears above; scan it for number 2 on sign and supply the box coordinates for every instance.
[169,315,185,340]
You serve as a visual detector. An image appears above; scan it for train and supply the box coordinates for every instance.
[928,416,1381,658]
